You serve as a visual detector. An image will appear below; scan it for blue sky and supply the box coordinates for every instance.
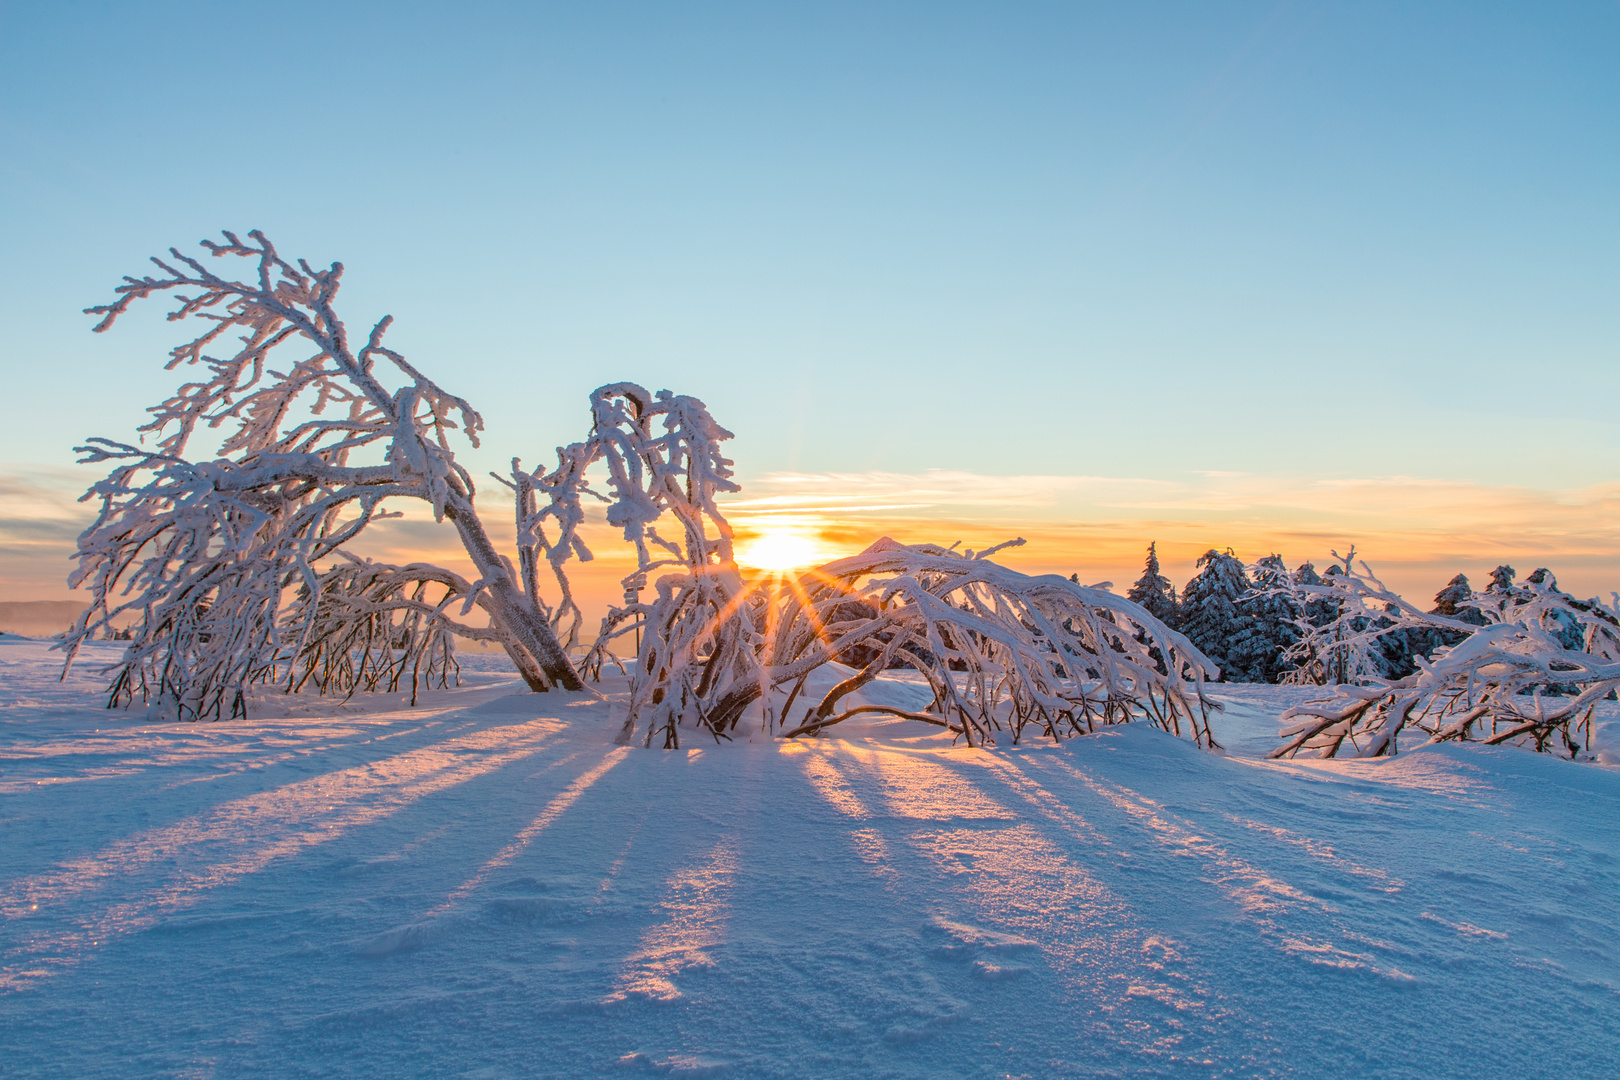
[2,1,1617,598]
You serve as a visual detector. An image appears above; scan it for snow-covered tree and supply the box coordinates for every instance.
[1180,549,1268,682]
[65,231,1223,751]
[1275,550,1420,686]
[62,231,589,719]
[1431,573,1480,620]
[571,452,1222,749]
[1125,543,1180,628]
[608,536,1221,750]
[1292,561,1339,628]
[1274,555,1620,759]
[1406,573,1486,660]
[1242,554,1305,682]
[1522,569,1587,652]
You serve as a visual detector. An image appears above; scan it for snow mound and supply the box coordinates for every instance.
[2,639,1617,1078]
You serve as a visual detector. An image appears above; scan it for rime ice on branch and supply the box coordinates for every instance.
[1270,552,1620,759]
[761,540,1218,749]
[63,231,582,719]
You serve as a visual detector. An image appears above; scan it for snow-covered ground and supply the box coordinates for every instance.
[3,636,1617,1079]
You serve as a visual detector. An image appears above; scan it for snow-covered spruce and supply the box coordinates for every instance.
[64,231,585,720]
[1125,542,1180,628]
[1180,549,1276,683]
[1271,553,1620,759]
[1242,554,1306,683]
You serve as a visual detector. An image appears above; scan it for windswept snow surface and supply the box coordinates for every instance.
[3,637,1618,1079]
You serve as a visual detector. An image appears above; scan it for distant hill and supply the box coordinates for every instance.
[0,601,85,638]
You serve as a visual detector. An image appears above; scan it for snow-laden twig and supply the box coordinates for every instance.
[1272,558,1620,759]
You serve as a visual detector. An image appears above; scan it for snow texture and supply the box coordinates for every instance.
[3,635,1618,1079]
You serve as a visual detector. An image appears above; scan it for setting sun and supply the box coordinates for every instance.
[736,527,824,572]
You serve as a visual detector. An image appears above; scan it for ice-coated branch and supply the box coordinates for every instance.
[63,232,584,718]
[584,512,1218,749]
[714,539,1218,749]
[1271,559,1620,759]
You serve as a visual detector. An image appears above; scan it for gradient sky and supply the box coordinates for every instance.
[2,1,1617,605]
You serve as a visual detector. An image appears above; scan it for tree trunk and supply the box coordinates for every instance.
[497,637,553,692]
[445,496,584,692]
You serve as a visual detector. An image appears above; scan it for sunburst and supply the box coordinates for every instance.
[736,526,825,572]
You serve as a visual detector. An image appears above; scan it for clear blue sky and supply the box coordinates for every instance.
[2,1,1618,594]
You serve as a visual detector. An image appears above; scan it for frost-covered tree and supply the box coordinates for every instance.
[599,535,1221,750]
[1125,542,1180,628]
[1292,561,1337,628]
[1276,550,1417,685]
[1408,573,1486,659]
[1274,555,1620,759]
[1242,554,1305,683]
[575,465,1221,749]
[1472,567,1586,652]
[1180,549,1267,682]
[1431,574,1481,621]
[66,231,1224,749]
[62,231,595,718]
[1522,569,1587,652]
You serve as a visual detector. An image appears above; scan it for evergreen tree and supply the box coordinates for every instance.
[1430,573,1477,619]
[1242,554,1304,682]
[1302,561,1415,683]
[1315,564,1354,683]
[1415,572,1484,658]
[1476,564,1572,641]
[1125,542,1180,628]
[1371,602,1417,680]
[1294,561,1338,629]
[1180,549,1266,682]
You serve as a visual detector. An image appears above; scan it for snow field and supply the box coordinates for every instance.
[2,637,1618,1078]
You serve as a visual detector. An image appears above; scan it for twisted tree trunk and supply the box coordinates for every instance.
[445,497,583,692]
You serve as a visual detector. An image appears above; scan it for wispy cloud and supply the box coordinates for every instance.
[0,466,100,600]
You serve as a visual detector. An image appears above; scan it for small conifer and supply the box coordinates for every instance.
[1125,542,1180,628]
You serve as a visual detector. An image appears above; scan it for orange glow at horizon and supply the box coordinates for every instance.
[7,463,1617,624]
[734,521,830,572]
